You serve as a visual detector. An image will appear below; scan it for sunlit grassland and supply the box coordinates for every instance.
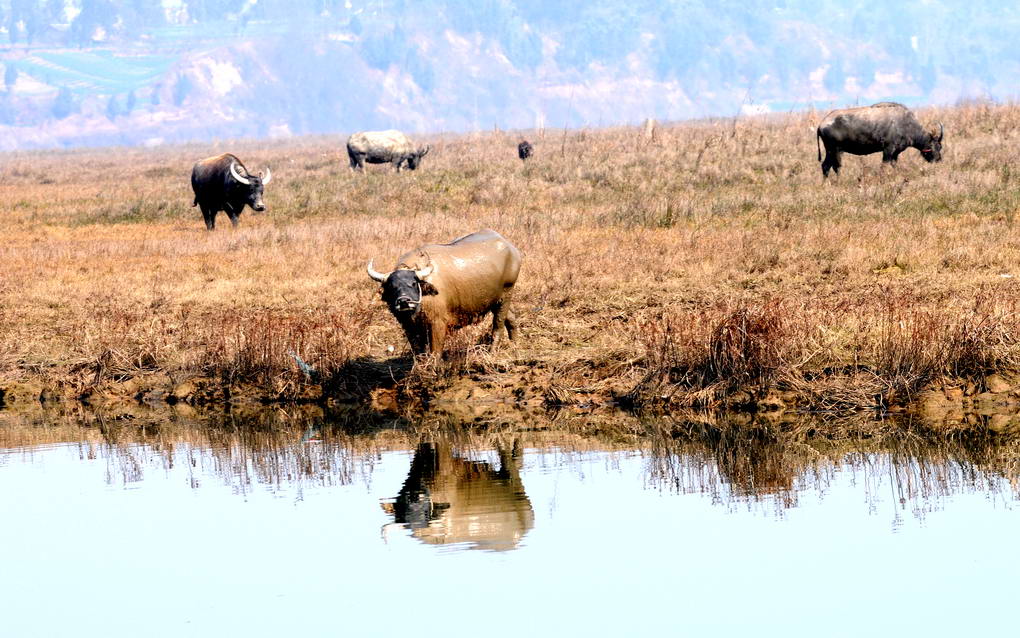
[2,101,1020,411]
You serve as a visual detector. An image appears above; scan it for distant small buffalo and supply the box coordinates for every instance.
[517,140,533,161]
[347,130,430,172]
[191,153,271,230]
[816,102,943,177]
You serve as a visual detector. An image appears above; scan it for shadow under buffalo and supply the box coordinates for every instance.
[323,354,416,401]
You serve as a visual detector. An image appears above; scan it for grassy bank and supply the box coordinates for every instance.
[2,101,1020,414]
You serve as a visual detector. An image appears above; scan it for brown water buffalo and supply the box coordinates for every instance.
[816,102,943,177]
[366,229,521,355]
[347,130,430,172]
[381,441,534,551]
[517,140,533,161]
[191,153,271,229]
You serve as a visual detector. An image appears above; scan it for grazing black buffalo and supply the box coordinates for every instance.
[190,153,271,230]
[346,130,430,172]
[517,140,533,161]
[816,102,944,177]
[366,229,521,355]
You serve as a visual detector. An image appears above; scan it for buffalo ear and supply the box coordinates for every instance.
[420,281,439,296]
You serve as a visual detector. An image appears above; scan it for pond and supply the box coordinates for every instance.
[1,405,1017,637]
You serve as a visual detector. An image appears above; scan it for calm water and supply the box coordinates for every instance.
[1,408,1018,637]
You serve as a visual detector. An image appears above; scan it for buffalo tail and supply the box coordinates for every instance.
[816,129,822,162]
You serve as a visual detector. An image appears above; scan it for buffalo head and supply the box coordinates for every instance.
[405,145,431,171]
[229,161,272,212]
[921,123,944,163]
[367,258,437,316]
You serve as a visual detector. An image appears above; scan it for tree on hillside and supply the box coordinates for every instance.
[0,94,16,124]
[185,0,237,22]
[4,64,17,92]
[555,5,641,69]
[44,0,66,23]
[128,0,166,25]
[853,56,876,91]
[105,95,121,120]
[6,0,33,45]
[824,63,845,95]
[52,86,76,119]
[173,75,192,106]
[70,0,119,46]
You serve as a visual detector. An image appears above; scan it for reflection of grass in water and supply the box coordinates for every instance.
[648,413,1020,515]
[2,405,1018,519]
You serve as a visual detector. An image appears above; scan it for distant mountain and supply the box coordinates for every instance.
[0,0,1016,149]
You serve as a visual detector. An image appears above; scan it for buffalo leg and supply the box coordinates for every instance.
[348,149,363,171]
[504,308,518,341]
[490,303,507,347]
[821,148,841,178]
[428,322,447,354]
[491,295,517,346]
[201,206,216,230]
[882,148,900,165]
[399,321,428,356]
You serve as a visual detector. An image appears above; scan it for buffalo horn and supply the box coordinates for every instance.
[229,161,251,185]
[938,122,944,141]
[261,167,272,185]
[420,144,430,157]
[367,260,390,282]
[414,254,434,280]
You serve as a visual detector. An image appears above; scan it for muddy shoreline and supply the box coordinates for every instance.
[3,366,1020,435]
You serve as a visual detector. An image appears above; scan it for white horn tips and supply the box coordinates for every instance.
[229,161,251,185]
[261,167,272,184]
[367,260,390,282]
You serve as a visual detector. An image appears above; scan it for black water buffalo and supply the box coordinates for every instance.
[366,229,521,355]
[190,153,271,229]
[816,102,944,177]
[381,441,534,551]
[347,130,430,172]
[517,140,533,161]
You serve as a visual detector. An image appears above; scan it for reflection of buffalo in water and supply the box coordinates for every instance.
[381,441,534,551]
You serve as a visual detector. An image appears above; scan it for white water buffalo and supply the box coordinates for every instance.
[366,229,521,355]
[190,153,272,229]
[381,441,534,551]
[346,130,430,172]
[816,102,944,177]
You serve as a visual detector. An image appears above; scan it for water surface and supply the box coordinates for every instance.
[1,407,1017,637]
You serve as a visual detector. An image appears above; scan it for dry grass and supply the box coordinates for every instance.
[3,101,1020,411]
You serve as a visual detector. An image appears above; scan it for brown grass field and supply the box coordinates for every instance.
[3,100,1020,416]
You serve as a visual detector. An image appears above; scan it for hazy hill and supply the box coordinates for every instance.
[0,0,1016,149]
